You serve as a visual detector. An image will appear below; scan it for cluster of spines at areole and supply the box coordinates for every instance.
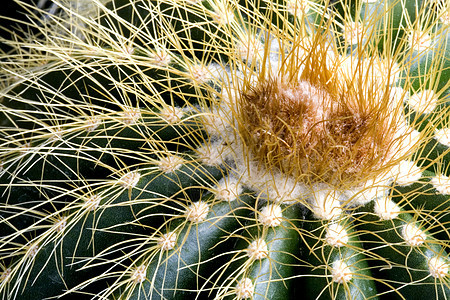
[0,0,450,299]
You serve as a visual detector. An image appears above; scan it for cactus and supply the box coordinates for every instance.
[1,0,450,299]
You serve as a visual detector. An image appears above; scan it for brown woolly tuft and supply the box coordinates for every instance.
[238,35,409,187]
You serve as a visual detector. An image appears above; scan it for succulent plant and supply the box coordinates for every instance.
[1,0,450,299]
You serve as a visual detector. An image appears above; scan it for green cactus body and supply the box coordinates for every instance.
[1,0,450,299]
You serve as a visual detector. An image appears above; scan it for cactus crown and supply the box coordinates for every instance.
[237,35,409,187]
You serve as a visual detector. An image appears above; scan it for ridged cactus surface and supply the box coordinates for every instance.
[1,0,450,299]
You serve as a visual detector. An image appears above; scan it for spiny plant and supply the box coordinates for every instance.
[1,0,450,299]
